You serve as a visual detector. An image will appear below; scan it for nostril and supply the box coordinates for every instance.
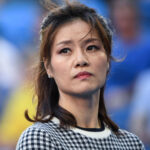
[76,61,88,67]
[76,63,80,67]
[82,62,88,66]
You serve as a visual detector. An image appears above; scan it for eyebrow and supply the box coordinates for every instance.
[56,38,101,46]
[56,40,72,46]
[82,38,101,45]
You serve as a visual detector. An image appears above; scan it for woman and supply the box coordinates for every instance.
[16,1,145,149]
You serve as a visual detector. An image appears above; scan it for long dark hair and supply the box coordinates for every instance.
[25,0,119,133]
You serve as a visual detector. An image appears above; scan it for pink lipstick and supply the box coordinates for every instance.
[75,71,92,79]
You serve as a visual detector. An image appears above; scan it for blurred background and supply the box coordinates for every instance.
[0,0,150,149]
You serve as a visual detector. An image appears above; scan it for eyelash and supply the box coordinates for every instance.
[87,45,100,51]
[59,48,71,54]
[59,45,100,54]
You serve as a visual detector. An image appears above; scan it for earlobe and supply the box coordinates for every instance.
[48,74,51,78]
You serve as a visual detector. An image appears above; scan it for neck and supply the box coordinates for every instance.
[58,90,100,128]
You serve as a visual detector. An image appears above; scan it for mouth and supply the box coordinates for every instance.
[74,71,92,79]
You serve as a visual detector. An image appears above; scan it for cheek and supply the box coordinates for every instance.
[94,56,108,88]
[94,55,108,72]
[50,58,69,82]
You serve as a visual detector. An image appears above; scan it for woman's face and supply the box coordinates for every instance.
[45,19,108,97]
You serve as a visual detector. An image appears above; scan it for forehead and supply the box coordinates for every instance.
[53,19,100,44]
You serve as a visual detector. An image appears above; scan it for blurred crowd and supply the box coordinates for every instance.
[0,0,150,149]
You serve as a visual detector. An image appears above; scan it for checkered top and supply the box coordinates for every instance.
[16,117,145,150]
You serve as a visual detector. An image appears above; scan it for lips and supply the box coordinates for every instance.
[74,71,92,79]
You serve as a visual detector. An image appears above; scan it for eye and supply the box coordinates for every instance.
[87,45,100,51]
[59,48,71,54]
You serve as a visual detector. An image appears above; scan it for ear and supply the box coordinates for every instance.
[107,63,109,71]
[43,58,53,78]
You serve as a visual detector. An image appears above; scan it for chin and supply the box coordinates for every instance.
[68,86,100,97]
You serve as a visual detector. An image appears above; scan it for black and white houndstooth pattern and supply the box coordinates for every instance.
[16,118,145,150]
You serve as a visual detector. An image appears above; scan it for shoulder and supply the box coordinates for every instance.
[16,121,56,150]
[116,129,145,149]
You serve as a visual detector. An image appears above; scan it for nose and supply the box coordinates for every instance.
[74,49,89,68]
